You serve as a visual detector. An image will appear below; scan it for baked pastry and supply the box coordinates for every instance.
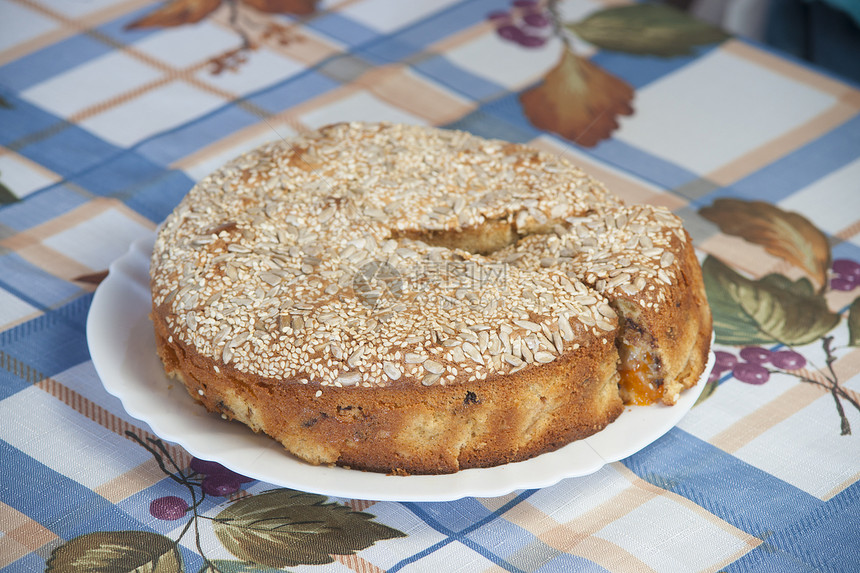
[492,204,712,406]
[149,122,712,475]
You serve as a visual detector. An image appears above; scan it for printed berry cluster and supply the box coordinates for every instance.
[711,347,806,385]
[831,259,860,292]
[488,0,553,48]
[149,457,254,521]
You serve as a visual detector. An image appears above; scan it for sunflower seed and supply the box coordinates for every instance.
[513,319,541,332]
[405,352,427,364]
[530,208,548,225]
[458,329,479,344]
[213,325,231,346]
[259,272,282,286]
[521,344,534,364]
[499,329,511,350]
[347,347,364,368]
[478,331,490,353]
[660,251,675,268]
[462,341,484,364]
[534,351,555,363]
[553,330,564,354]
[607,273,631,289]
[422,372,441,386]
[337,371,362,386]
[423,359,445,375]
[558,316,575,341]
[539,321,552,340]
[597,303,616,318]
[319,205,336,223]
[536,332,554,352]
[488,335,502,355]
[383,361,402,380]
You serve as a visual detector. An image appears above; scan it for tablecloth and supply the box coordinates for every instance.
[2,0,860,571]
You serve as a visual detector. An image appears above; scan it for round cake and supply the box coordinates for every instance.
[149,122,712,475]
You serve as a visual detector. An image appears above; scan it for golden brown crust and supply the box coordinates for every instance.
[152,305,623,474]
[149,122,711,474]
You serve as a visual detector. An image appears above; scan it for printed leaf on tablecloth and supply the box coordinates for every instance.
[0,99,14,202]
[125,0,222,29]
[213,489,405,567]
[46,531,182,573]
[242,0,317,15]
[125,0,318,75]
[703,255,774,345]
[700,199,832,290]
[73,270,109,285]
[519,48,633,147]
[757,273,817,298]
[702,255,840,346]
[848,296,860,346]
[126,0,317,29]
[694,376,720,406]
[566,4,729,56]
[202,560,285,573]
[0,177,17,204]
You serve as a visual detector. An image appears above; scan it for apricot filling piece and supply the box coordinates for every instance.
[618,353,663,405]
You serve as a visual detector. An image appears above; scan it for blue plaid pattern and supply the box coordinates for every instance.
[2,0,860,571]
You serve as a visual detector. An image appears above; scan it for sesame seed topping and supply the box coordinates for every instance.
[152,122,688,389]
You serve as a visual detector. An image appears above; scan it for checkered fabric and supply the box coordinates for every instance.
[2,0,859,571]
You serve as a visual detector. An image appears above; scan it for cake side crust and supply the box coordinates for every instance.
[151,304,623,475]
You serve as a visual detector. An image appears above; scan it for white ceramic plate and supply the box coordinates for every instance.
[87,235,713,502]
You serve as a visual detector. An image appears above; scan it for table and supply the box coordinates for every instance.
[2,1,859,571]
